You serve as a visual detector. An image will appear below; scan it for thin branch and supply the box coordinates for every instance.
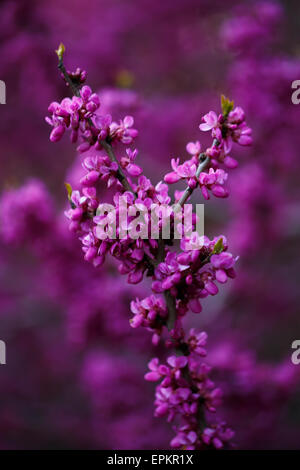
[164,290,177,330]
[164,154,210,329]
[58,59,80,97]
[101,140,137,194]
[176,154,210,208]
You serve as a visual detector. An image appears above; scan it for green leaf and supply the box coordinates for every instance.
[221,95,234,118]
[212,237,224,254]
[55,43,66,61]
[64,182,73,201]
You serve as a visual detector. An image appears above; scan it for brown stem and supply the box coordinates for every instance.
[164,154,210,329]
[176,154,210,208]
[164,290,177,330]
[153,239,176,330]
[101,140,136,194]
[58,59,80,97]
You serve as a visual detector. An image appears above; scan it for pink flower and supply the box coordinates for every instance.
[186,141,201,156]
[94,114,112,140]
[167,355,188,369]
[210,252,238,284]
[198,168,229,200]
[233,122,253,146]
[145,358,169,382]
[199,111,218,131]
[110,115,138,144]
[120,148,143,177]
[201,423,234,449]
[187,329,207,356]
[164,157,197,184]
[171,426,198,449]
[228,106,245,124]
[46,88,100,147]
[130,295,167,343]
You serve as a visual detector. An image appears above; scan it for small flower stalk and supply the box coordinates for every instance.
[46,45,252,449]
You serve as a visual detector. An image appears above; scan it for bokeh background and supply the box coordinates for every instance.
[0,0,300,449]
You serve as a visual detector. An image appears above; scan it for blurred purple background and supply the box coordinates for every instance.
[0,0,300,449]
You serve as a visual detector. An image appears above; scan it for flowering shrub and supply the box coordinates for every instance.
[45,44,253,449]
[0,0,299,451]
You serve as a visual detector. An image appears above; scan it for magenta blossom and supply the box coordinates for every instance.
[120,148,143,177]
[199,111,219,132]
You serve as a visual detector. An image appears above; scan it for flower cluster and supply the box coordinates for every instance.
[145,334,234,449]
[171,422,234,450]
[153,236,237,316]
[61,67,87,88]
[47,49,252,449]
[46,85,137,153]
[200,102,253,158]
[130,295,168,345]
[164,97,252,200]
[46,86,100,143]
[165,157,229,200]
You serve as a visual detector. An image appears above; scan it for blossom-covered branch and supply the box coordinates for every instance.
[46,44,252,449]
